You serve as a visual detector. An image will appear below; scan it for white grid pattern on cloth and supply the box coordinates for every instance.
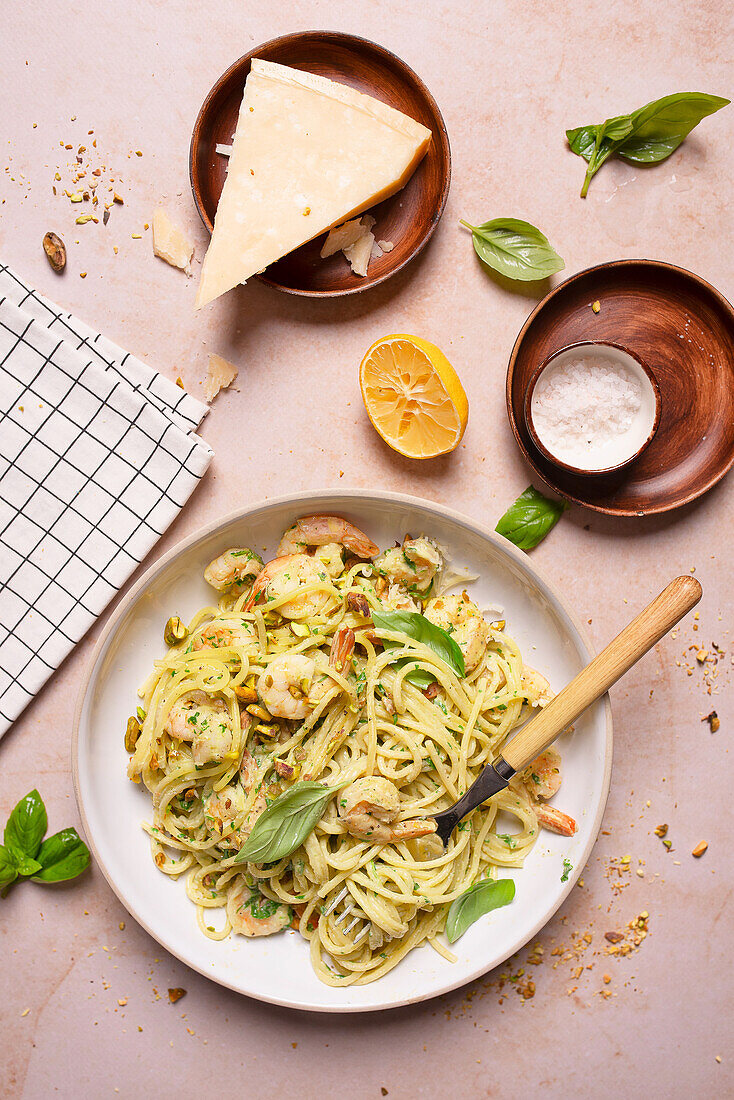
[0,263,213,736]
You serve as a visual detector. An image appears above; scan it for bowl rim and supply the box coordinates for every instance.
[505,257,734,514]
[71,487,613,1012]
[189,30,452,298]
[523,339,663,477]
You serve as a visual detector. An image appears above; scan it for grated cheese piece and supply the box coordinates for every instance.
[378,239,394,252]
[215,143,233,157]
[343,218,376,276]
[152,209,194,275]
[320,218,365,258]
[205,353,238,402]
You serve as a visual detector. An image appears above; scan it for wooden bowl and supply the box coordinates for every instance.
[190,31,451,297]
[506,260,734,516]
[523,341,662,477]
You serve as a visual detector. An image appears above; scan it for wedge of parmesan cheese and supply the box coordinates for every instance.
[205,353,238,402]
[152,209,194,275]
[196,59,432,307]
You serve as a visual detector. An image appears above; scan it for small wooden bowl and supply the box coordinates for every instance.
[506,260,734,516]
[190,31,451,297]
[523,341,662,477]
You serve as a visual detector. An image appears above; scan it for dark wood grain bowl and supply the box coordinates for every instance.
[189,31,451,297]
[506,259,734,516]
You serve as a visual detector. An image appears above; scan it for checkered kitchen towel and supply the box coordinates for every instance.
[0,262,213,737]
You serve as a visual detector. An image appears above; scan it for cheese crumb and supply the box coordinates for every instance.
[205,353,238,402]
[152,208,194,275]
[321,215,379,276]
[320,218,366,258]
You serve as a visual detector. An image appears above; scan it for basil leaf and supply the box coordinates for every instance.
[235,782,339,865]
[4,789,47,862]
[32,828,90,882]
[620,92,730,163]
[495,486,568,551]
[567,91,729,196]
[566,124,602,161]
[461,218,564,282]
[371,609,466,683]
[446,877,515,943]
[17,856,43,877]
[0,844,19,889]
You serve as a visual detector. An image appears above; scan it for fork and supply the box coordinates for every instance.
[323,576,701,944]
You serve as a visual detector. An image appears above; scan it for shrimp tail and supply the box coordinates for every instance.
[392,818,438,841]
[330,627,355,674]
[533,803,577,836]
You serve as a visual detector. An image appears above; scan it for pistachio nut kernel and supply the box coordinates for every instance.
[125,715,141,753]
[234,684,258,703]
[43,231,66,272]
[164,616,188,647]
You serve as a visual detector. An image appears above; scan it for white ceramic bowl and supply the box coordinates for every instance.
[525,341,662,475]
[72,489,612,1013]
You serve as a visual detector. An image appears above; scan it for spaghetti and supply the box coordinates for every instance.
[127,517,559,985]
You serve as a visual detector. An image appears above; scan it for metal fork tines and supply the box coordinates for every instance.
[322,884,370,945]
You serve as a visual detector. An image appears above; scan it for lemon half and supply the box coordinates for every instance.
[359,334,468,459]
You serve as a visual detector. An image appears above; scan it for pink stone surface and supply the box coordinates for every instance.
[2,2,732,1096]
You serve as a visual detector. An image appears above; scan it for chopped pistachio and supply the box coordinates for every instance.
[124,715,141,753]
[42,231,66,272]
[246,703,272,722]
[163,616,188,647]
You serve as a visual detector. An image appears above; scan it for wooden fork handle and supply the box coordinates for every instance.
[500,575,702,773]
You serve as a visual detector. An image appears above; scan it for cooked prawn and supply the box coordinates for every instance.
[277,514,379,558]
[201,746,266,846]
[259,628,355,720]
[521,666,554,707]
[227,881,292,937]
[163,690,233,765]
[339,776,437,844]
[244,554,333,619]
[523,748,562,800]
[521,747,577,837]
[424,590,489,672]
[204,548,263,592]
[375,535,442,594]
[258,654,316,721]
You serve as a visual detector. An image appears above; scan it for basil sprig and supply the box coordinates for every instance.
[0,789,90,891]
[567,91,730,197]
[371,609,466,688]
[446,877,516,943]
[235,782,339,865]
[460,218,564,282]
[495,486,568,551]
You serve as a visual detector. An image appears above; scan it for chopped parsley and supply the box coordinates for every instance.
[561,858,573,883]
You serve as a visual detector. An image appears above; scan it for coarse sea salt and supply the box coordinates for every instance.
[530,351,655,470]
